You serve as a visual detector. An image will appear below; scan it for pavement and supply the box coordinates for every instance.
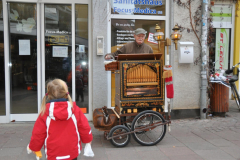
[1,100,240,160]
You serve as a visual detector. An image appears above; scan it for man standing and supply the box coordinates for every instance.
[105,28,153,59]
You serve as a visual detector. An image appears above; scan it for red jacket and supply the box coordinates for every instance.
[29,99,93,160]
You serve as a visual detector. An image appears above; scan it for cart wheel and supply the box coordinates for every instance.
[131,110,166,146]
[109,125,131,147]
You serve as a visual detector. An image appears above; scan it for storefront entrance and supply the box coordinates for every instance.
[1,0,92,122]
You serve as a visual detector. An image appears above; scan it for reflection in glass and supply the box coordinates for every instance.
[45,5,72,95]
[111,19,165,54]
[0,0,6,115]
[9,3,38,114]
[75,4,89,113]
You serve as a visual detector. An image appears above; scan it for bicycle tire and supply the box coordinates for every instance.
[108,125,131,147]
[131,110,166,146]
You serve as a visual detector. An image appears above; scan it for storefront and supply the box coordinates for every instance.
[0,0,92,123]
[2,0,238,123]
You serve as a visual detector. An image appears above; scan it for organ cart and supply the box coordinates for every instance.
[93,53,171,147]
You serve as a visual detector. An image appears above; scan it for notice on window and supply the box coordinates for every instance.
[52,46,68,57]
[147,33,158,44]
[19,40,30,55]
[79,45,85,53]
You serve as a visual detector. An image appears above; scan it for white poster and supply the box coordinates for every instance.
[52,46,68,57]
[147,33,158,44]
[79,45,85,53]
[19,40,30,55]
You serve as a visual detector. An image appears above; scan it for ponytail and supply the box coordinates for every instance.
[67,94,74,110]
[40,95,47,116]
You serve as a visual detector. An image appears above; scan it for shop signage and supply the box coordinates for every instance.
[215,28,229,72]
[111,0,165,15]
[48,35,69,45]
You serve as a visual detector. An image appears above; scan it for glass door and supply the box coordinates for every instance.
[8,2,40,121]
[42,1,92,120]
[44,4,72,93]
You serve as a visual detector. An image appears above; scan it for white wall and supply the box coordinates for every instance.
[92,0,109,110]
[173,0,202,110]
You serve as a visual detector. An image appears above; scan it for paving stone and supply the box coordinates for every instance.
[0,147,24,157]
[175,135,206,143]
[105,147,141,160]
[169,154,204,160]
[207,138,235,147]
[195,149,236,160]
[213,130,240,141]
[157,137,185,148]
[137,150,169,160]
[220,145,240,159]
[159,146,196,157]
[184,141,218,151]
[191,129,221,140]
[230,140,240,147]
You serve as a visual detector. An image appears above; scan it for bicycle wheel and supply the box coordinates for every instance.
[232,83,240,110]
[131,110,166,146]
[108,125,131,147]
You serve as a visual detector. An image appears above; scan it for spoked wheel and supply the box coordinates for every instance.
[131,110,166,146]
[109,125,131,147]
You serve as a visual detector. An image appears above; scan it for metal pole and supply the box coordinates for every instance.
[200,0,209,119]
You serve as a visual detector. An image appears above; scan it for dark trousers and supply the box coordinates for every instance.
[72,158,77,160]
[76,88,84,102]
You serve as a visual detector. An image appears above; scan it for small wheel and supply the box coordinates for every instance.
[108,125,131,147]
[131,110,166,146]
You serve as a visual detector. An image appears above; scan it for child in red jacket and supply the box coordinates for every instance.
[28,79,93,160]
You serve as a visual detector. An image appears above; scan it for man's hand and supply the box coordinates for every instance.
[104,54,114,60]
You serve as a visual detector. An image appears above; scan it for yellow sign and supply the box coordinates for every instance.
[48,35,69,45]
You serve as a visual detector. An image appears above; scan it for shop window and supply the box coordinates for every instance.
[8,2,38,114]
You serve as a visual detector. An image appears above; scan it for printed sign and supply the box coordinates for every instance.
[215,28,229,73]
[19,40,30,55]
[147,33,158,44]
[52,46,68,57]
[111,19,135,50]
[79,45,85,53]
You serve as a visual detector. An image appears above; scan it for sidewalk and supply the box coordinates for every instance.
[1,100,240,160]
